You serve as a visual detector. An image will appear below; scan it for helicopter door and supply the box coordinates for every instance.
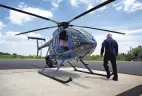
[55,30,73,53]
[55,30,68,53]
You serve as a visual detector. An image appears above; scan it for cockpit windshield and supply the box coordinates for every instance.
[66,28,88,46]
[80,29,95,42]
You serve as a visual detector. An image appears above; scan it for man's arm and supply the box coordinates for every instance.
[101,41,105,56]
[115,41,118,56]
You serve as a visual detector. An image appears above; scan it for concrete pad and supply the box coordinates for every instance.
[0,68,142,96]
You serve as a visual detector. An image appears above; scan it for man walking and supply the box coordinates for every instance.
[101,33,118,81]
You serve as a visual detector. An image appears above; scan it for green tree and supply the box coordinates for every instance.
[126,46,142,61]
[117,53,127,61]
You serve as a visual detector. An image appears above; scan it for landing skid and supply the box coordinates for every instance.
[67,60,113,77]
[38,71,72,84]
[38,60,72,84]
[39,59,113,84]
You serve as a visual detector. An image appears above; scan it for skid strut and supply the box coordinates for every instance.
[68,60,113,77]
[38,60,72,84]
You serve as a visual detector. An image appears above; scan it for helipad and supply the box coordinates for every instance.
[0,68,142,96]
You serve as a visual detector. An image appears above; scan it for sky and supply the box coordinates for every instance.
[0,0,142,56]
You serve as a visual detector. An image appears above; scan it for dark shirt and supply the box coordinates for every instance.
[101,38,118,56]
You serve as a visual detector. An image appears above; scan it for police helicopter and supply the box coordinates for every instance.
[0,0,125,83]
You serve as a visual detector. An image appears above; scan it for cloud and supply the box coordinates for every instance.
[1,31,43,44]
[87,4,93,10]
[130,2,142,12]
[70,0,79,7]
[51,0,63,8]
[70,0,102,7]
[116,6,123,11]
[98,6,107,11]
[18,2,27,8]
[114,0,142,12]
[9,10,32,25]
[9,3,53,25]
[70,0,107,13]
[0,31,47,55]
[0,21,6,30]
[27,33,42,37]
[70,0,93,7]
[43,0,63,9]
[87,4,94,14]
[125,29,142,34]
[123,0,135,11]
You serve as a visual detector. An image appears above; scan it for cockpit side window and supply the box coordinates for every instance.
[72,33,80,44]
[59,30,68,51]
[71,30,86,48]
[59,30,68,41]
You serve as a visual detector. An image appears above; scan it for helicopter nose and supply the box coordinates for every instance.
[91,42,97,49]
[90,38,97,48]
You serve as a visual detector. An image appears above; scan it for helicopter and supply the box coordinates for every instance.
[0,0,125,83]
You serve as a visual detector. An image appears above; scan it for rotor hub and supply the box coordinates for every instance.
[58,22,69,29]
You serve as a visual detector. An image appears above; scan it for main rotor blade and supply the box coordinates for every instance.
[68,0,115,23]
[69,25,125,35]
[16,26,57,35]
[0,4,58,24]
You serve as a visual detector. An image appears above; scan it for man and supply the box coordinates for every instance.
[101,33,118,81]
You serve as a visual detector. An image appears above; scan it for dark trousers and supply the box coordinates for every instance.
[103,53,118,78]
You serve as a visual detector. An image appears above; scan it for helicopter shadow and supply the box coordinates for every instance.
[84,75,108,81]
[39,68,90,88]
[71,81,89,89]
[39,68,80,79]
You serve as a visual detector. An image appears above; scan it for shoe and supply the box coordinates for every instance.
[107,73,110,79]
[112,76,118,81]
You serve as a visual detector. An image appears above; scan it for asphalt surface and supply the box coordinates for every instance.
[0,60,141,76]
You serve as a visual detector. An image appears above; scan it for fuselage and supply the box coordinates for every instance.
[49,27,97,60]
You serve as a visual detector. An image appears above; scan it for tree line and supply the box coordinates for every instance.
[0,52,44,59]
[85,45,142,61]
[0,45,141,61]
